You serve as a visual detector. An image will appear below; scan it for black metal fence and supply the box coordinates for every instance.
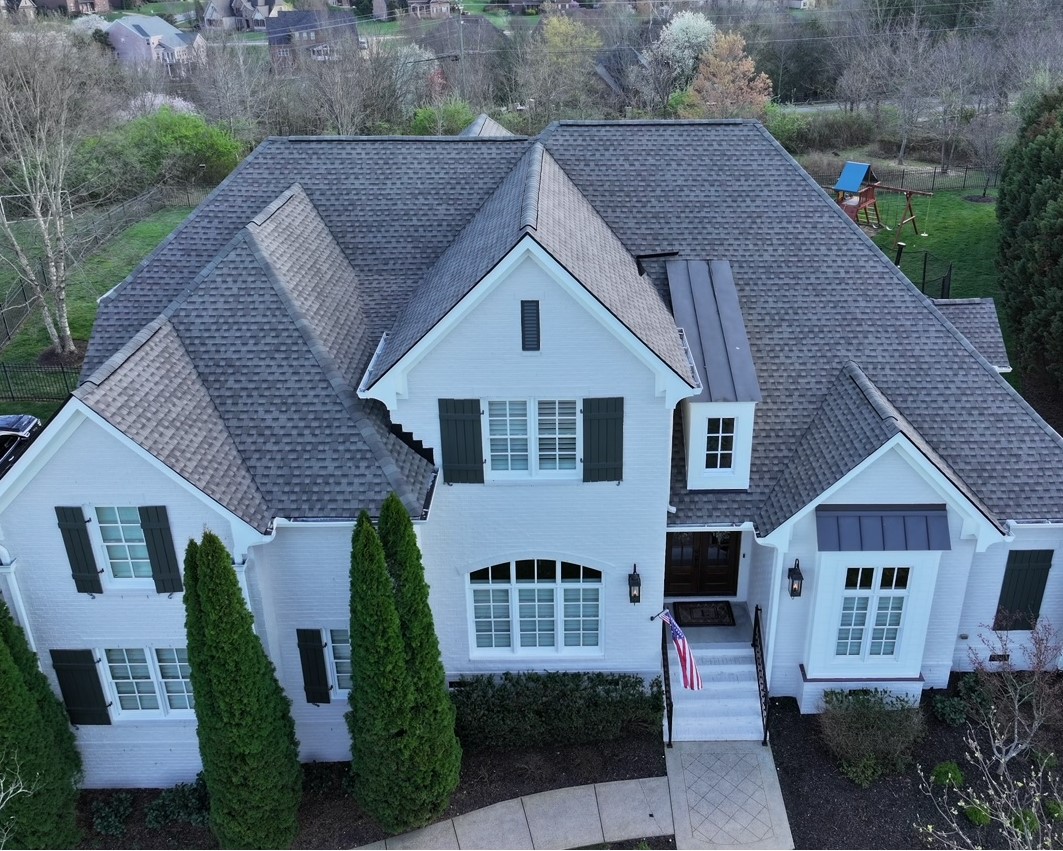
[809,164,997,195]
[895,247,954,299]
[0,363,79,402]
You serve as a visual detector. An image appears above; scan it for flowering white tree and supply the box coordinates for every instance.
[652,12,717,92]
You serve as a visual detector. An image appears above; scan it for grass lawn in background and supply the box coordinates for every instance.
[0,207,192,423]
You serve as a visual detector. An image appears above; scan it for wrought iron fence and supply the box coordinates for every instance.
[894,247,954,299]
[0,364,79,402]
[808,164,997,195]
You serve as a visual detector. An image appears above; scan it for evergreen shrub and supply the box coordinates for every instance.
[145,774,210,829]
[91,792,134,837]
[818,688,925,787]
[452,671,663,749]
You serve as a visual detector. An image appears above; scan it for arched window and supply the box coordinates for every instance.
[469,560,602,654]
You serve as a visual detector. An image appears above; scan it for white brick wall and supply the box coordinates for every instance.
[0,416,237,788]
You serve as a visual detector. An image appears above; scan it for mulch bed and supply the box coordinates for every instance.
[76,731,668,849]
[37,340,87,368]
[770,688,1063,850]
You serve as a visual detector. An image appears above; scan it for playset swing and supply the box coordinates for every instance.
[833,161,934,241]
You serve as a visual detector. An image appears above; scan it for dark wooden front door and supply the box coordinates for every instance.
[664,532,740,597]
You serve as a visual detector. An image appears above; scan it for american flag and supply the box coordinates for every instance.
[661,611,703,691]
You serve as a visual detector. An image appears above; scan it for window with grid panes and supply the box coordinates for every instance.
[96,507,151,579]
[470,560,602,652]
[537,400,577,470]
[836,566,909,659]
[329,629,352,691]
[104,647,194,715]
[705,418,735,469]
[155,648,194,710]
[488,401,529,471]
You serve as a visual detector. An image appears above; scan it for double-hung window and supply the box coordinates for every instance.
[104,647,193,717]
[836,566,909,659]
[705,418,735,470]
[487,399,578,477]
[328,629,352,693]
[97,506,152,579]
[470,559,602,653]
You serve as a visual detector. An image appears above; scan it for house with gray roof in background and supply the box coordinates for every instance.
[2,116,1063,788]
[107,14,205,77]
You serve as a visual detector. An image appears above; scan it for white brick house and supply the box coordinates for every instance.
[1,118,1062,788]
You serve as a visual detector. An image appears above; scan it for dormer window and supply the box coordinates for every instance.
[706,417,735,469]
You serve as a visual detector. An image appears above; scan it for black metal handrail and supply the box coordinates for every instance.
[751,604,769,746]
[657,613,674,748]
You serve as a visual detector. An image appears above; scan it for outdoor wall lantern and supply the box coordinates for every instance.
[628,564,641,604]
[788,559,804,598]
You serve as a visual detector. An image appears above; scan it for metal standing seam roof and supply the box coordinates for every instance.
[816,505,952,551]
[79,120,1063,532]
[666,259,761,403]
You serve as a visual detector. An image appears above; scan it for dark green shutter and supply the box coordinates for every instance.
[994,550,1053,630]
[50,649,110,726]
[139,506,183,594]
[583,397,624,482]
[296,629,331,704]
[438,399,484,484]
[521,300,540,351]
[55,507,102,595]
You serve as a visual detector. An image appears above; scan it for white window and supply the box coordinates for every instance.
[835,567,909,659]
[486,399,579,478]
[705,417,735,469]
[328,629,352,692]
[96,507,151,579]
[104,647,193,716]
[470,560,602,654]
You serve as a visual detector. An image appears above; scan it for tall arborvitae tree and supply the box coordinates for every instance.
[347,512,419,834]
[998,86,1063,385]
[0,628,79,849]
[182,540,218,779]
[0,598,81,784]
[378,494,461,824]
[186,532,302,849]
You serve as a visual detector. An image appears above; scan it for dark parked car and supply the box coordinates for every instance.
[0,414,41,477]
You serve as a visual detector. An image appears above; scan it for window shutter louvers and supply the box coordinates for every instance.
[438,399,485,484]
[55,506,103,594]
[521,300,540,351]
[139,506,183,594]
[296,629,331,704]
[582,397,624,482]
[50,649,110,725]
[994,550,1053,630]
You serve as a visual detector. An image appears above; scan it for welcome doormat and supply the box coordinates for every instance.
[672,600,736,628]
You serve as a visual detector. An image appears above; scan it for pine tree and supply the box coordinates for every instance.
[187,532,302,848]
[998,86,1063,385]
[378,494,461,825]
[0,598,81,784]
[0,628,79,849]
[347,511,419,834]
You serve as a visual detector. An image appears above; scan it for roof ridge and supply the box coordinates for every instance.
[520,142,545,232]
[842,360,902,436]
[78,316,171,390]
[244,228,426,516]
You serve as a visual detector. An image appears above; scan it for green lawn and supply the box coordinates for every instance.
[2,207,192,367]
[0,207,192,421]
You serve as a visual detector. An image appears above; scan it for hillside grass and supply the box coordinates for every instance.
[0,207,192,421]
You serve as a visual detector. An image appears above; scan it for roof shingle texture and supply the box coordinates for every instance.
[82,121,1063,532]
[933,298,1011,370]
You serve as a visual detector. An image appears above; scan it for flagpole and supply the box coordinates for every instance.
[649,609,669,621]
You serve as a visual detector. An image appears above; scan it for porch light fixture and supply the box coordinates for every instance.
[788,559,804,598]
[628,564,641,604]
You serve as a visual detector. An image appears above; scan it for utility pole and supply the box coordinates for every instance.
[457,4,467,101]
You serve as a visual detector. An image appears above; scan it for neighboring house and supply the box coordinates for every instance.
[266,10,360,64]
[203,0,287,30]
[3,118,1063,788]
[107,15,206,77]
[0,0,38,18]
[408,0,450,18]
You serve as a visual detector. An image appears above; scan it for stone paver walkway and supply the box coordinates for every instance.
[665,741,794,850]
[359,739,794,850]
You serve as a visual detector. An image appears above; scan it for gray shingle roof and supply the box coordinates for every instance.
[459,113,514,138]
[80,120,1063,533]
[933,298,1011,371]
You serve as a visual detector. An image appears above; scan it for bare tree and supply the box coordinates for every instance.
[190,36,284,143]
[518,15,604,124]
[965,617,1063,768]
[0,24,123,359]
[964,112,1017,196]
[0,753,36,851]
[918,735,1063,850]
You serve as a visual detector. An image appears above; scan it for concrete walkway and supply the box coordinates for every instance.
[359,741,793,850]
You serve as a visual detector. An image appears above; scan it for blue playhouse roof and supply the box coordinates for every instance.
[833,162,877,193]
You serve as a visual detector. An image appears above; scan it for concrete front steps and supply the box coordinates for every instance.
[663,644,765,742]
